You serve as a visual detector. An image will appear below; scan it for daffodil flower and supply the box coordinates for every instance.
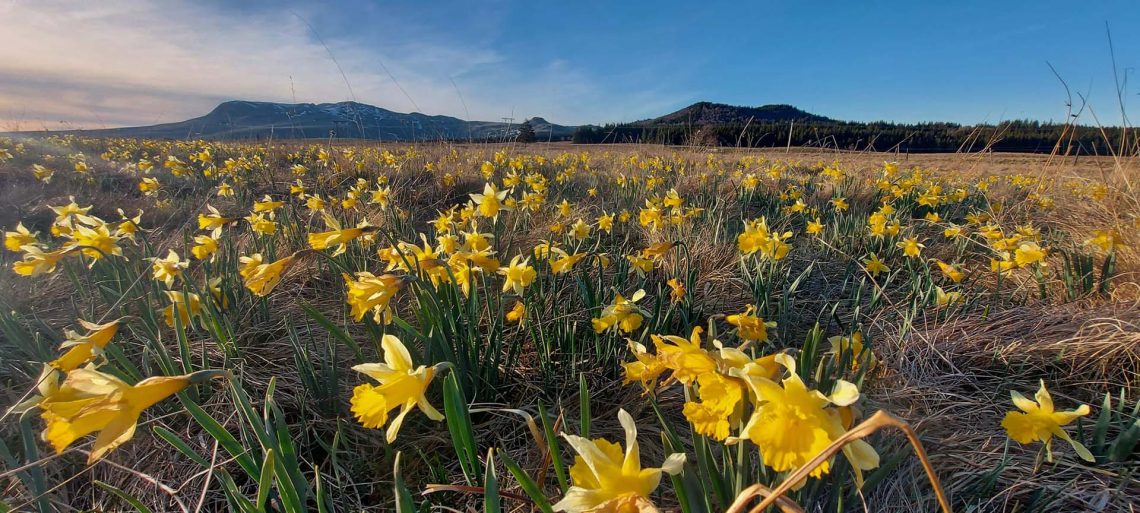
[725,305,776,343]
[553,409,685,513]
[592,290,646,334]
[1001,380,1093,462]
[51,319,122,372]
[652,327,718,386]
[239,253,298,297]
[308,214,374,256]
[350,335,445,443]
[730,354,879,487]
[499,255,536,294]
[150,250,187,287]
[4,222,37,252]
[343,272,404,324]
[13,245,67,276]
[40,368,223,463]
[470,183,509,219]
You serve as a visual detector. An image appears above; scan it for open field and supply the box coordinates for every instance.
[1,136,1138,512]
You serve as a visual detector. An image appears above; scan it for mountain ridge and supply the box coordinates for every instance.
[642,101,833,125]
[26,100,577,141]
[6,100,838,141]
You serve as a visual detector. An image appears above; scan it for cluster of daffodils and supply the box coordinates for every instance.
[6,198,140,276]
[623,326,880,488]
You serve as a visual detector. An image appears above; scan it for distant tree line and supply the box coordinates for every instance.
[572,120,1136,154]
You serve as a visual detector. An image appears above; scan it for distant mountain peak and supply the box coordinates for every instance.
[649,102,831,125]
[52,100,575,141]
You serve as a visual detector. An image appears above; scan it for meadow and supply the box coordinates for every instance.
[0,136,1137,512]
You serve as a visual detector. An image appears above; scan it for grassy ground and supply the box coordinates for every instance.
[0,136,1137,512]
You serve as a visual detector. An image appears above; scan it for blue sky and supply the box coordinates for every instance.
[1,0,1137,129]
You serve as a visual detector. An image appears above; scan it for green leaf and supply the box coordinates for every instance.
[579,373,590,438]
[484,448,501,513]
[152,426,211,468]
[1093,393,1112,453]
[216,470,258,513]
[1110,419,1140,462]
[95,481,155,513]
[256,449,276,512]
[393,452,417,513]
[179,396,260,479]
[302,303,363,362]
[443,373,482,484]
[537,401,569,494]
[498,450,554,513]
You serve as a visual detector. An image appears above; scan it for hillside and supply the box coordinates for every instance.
[645,101,833,125]
[39,100,576,141]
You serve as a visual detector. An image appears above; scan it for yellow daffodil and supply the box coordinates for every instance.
[592,290,646,334]
[252,195,285,215]
[570,219,591,240]
[191,234,219,261]
[5,222,37,252]
[150,249,187,287]
[683,371,744,440]
[40,368,223,463]
[731,354,878,486]
[138,177,160,195]
[738,217,792,260]
[470,183,509,218]
[499,255,536,294]
[934,286,961,307]
[163,291,202,327]
[343,272,404,324]
[828,331,876,371]
[114,210,143,240]
[238,253,298,297]
[350,335,444,443]
[67,223,123,262]
[1085,229,1123,253]
[897,237,924,258]
[308,215,373,256]
[935,260,964,283]
[623,340,668,390]
[1001,380,1093,462]
[13,246,67,276]
[626,254,654,278]
[32,164,54,183]
[806,217,823,235]
[198,205,234,232]
[666,278,685,303]
[245,213,278,236]
[553,409,685,513]
[641,241,675,260]
[597,213,614,233]
[506,301,526,324]
[652,327,718,386]
[863,253,889,276]
[725,305,776,343]
[51,319,122,372]
[1014,242,1046,267]
[550,251,586,274]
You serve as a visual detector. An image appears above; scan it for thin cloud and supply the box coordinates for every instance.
[0,0,678,129]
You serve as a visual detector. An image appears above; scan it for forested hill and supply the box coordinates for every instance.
[573,102,1131,153]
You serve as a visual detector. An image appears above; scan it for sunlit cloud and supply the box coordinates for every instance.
[0,0,681,130]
